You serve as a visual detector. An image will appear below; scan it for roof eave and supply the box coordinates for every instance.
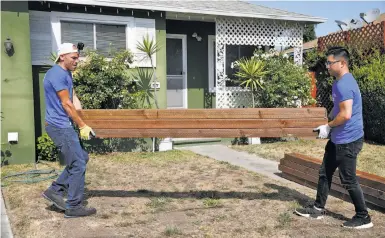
[46,0,327,24]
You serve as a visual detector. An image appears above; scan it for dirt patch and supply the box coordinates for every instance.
[230,139,385,177]
[2,150,384,237]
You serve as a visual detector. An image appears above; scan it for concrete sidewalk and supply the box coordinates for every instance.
[176,144,285,182]
[1,190,13,238]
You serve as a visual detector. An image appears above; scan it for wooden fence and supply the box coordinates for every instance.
[317,21,385,52]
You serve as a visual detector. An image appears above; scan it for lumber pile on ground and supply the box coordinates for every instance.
[78,108,327,138]
[279,153,385,210]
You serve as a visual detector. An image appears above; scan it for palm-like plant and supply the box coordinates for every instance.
[136,34,161,109]
[234,58,269,107]
[133,68,154,108]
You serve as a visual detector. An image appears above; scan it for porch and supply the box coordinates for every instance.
[164,14,314,109]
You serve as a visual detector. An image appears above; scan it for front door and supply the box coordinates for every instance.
[166,34,187,108]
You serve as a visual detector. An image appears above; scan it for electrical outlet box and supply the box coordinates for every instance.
[8,132,18,143]
[151,82,160,89]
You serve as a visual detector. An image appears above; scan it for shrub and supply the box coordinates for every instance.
[73,49,140,109]
[37,133,59,161]
[253,50,315,108]
[352,51,385,144]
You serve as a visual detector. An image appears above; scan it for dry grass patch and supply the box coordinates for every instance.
[1,149,385,238]
[230,139,385,177]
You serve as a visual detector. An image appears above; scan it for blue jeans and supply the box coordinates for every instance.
[315,137,368,218]
[46,124,89,209]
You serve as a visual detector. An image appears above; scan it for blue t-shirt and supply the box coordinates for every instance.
[44,65,73,128]
[331,73,364,144]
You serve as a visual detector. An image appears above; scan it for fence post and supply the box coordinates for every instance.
[309,72,317,103]
[382,21,385,50]
[317,37,323,52]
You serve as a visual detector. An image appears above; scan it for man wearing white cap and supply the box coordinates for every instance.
[42,43,96,218]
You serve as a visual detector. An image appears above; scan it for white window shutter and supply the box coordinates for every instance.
[29,11,52,66]
[133,18,156,67]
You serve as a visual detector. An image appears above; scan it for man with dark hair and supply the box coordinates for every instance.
[42,43,97,218]
[295,46,373,229]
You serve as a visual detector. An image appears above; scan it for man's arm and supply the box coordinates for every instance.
[57,89,86,128]
[328,99,353,128]
[73,89,82,110]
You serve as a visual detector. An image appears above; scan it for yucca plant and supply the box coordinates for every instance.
[132,68,155,108]
[136,34,161,109]
[234,58,269,107]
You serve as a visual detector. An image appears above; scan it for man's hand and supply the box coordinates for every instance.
[79,125,95,140]
[313,124,331,139]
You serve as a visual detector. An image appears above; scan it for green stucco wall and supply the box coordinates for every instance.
[1,2,35,164]
[155,18,167,109]
[166,20,216,109]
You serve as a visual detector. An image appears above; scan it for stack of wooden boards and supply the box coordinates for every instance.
[78,108,327,138]
[279,153,385,210]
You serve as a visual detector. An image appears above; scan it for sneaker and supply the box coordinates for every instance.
[342,215,373,229]
[64,206,97,218]
[42,189,66,211]
[295,205,324,219]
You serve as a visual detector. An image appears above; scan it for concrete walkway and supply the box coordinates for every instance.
[176,144,285,182]
[1,190,13,238]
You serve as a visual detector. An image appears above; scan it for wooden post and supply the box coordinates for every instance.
[310,72,317,102]
[317,37,323,52]
[382,21,385,50]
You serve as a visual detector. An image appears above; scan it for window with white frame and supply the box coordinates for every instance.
[61,21,127,57]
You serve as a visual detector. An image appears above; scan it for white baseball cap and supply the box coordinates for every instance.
[55,43,79,63]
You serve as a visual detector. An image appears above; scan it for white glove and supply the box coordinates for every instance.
[313,124,331,139]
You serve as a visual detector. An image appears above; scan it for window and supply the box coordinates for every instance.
[61,21,126,57]
[209,38,271,90]
[225,45,255,85]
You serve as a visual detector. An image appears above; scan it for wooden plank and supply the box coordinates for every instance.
[78,109,158,120]
[280,159,385,200]
[280,165,385,209]
[284,153,385,191]
[94,128,319,138]
[85,118,326,129]
[78,108,327,120]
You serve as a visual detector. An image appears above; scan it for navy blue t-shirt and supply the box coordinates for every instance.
[44,65,73,128]
[331,73,364,144]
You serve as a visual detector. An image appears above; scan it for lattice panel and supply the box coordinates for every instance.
[318,22,385,51]
[215,17,304,108]
[216,18,304,47]
[216,89,253,108]
[294,47,303,65]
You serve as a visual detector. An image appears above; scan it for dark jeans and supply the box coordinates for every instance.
[46,124,89,209]
[314,137,368,218]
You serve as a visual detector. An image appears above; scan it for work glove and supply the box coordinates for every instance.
[313,124,331,139]
[79,125,95,140]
